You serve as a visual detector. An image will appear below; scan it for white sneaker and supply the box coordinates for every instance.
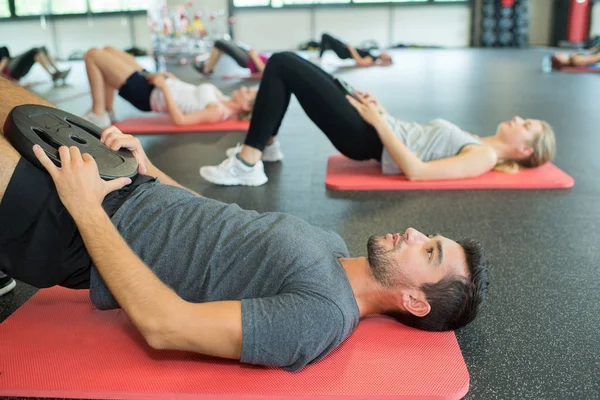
[200,155,268,186]
[0,272,16,296]
[83,111,111,129]
[225,141,284,162]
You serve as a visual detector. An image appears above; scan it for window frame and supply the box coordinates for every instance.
[0,0,148,20]
[231,0,470,10]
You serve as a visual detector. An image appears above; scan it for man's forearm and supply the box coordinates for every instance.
[73,205,183,340]
[0,76,55,136]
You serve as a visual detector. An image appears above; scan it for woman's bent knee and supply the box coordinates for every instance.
[84,48,100,63]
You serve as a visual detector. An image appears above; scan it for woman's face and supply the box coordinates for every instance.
[496,116,542,158]
[379,53,393,65]
[232,86,257,111]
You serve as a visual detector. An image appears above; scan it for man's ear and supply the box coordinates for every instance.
[402,292,431,317]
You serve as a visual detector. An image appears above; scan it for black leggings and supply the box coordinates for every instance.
[8,46,48,80]
[319,33,372,60]
[214,39,249,69]
[319,33,352,59]
[244,52,383,161]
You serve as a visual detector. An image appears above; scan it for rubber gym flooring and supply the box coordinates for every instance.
[1,48,599,399]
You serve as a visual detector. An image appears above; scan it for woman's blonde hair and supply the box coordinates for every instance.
[236,89,257,121]
[493,120,556,173]
[237,109,253,121]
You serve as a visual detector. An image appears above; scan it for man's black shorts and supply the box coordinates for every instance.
[0,157,154,289]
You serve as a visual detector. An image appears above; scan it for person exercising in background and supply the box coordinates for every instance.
[317,33,393,67]
[0,46,70,84]
[0,76,488,372]
[551,44,600,69]
[194,39,269,76]
[82,46,257,128]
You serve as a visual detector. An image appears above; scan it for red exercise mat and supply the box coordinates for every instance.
[554,65,600,73]
[0,287,470,400]
[325,155,574,190]
[114,115,249,134]
[221,72,262,80]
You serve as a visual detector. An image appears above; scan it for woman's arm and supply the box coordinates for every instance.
[374,121,497,181]
[0,58,8,74]
[148,75,224,125]
[346,45,374,66]
[173,104,226,125]
[355,91,387,115]
[247,49,266,73]
[162,86,225,125]
[347,93,497,180]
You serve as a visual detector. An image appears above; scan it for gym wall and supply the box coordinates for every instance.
[528,0,554,45]
[591,1,600,36]
[0,14,151,60]
[233,4,471,50]
[0,0,562,58]
[473,0,555,47]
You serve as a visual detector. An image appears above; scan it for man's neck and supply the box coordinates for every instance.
[339,257,399,318]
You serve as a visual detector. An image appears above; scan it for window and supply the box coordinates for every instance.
[89,0,122,13]
[15,0,50,16]
[128,0,150,11]
[234,0,270,6]
[234,0,463,6]
[89,0,150,12]
[0,0,9,17]
[51,0,88,14]
[10,0,150,16]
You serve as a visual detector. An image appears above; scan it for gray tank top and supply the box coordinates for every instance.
[380,114,482,175]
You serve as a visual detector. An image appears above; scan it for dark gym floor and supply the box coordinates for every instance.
[1,49,600,400]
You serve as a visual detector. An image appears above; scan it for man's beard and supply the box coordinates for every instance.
[367,235,396,288]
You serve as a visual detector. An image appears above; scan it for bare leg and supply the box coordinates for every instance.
[571,52,600,67]
[104,85,116,113]
[33,51,56,75]
[204,47,223,73]
[238,136,275,164]
[38,49,61,72]
[103,46,144,71]
[0,77,54,202]
[102,47,143,114]
[84,48,138,115]
[239,145,263,164]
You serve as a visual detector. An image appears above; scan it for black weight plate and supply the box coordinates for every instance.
[498,31,514,45]
[515,25,529,35]
[499,18,514,30]
[482,31,497,46]
[482,4,495,17]
[4,104,138,180]
[500,7,513,18]
[482,17,496,30]
[515,14,529,27]
[515,34,529,47]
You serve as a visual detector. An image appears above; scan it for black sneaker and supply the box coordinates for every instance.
[0,273,16,296]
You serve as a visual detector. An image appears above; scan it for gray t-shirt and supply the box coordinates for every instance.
[381,114,482,175]
[89,181,359,371]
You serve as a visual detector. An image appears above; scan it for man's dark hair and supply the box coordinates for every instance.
[384,237,489,331]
